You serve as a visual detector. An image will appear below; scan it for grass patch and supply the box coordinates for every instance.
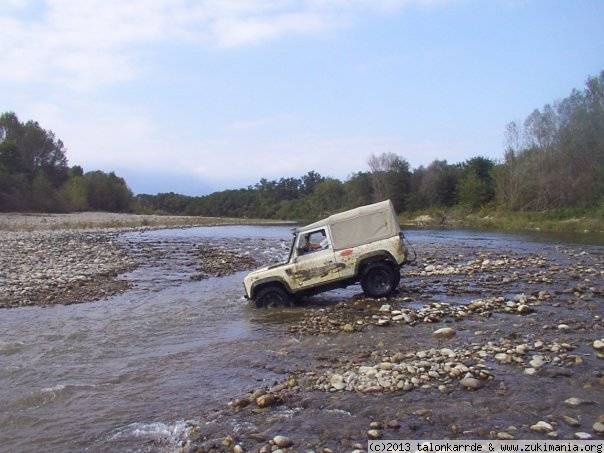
[400,204,604,234]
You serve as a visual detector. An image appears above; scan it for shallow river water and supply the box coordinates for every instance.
[0,225,602,452]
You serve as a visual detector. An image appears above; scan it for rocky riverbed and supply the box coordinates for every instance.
[0,230,135,308]
[175,238,603,453]
[0,228,270,308]
[1,226,602,453]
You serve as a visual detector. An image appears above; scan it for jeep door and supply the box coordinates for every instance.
[287,228,341,291]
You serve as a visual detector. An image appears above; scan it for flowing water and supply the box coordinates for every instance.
[1,225,602,452]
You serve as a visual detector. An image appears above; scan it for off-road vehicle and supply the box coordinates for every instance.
[244,200,408,307]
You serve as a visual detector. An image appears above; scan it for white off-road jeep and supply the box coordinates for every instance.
[244,200,408,307]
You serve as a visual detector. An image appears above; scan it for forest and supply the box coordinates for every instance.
[0,112,131,212]
[1,71,603,222]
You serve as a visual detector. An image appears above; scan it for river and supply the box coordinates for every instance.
[0,225,602,452]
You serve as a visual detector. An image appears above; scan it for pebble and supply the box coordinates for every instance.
[433,327,456,338]
[495,353,511,363]
[565,397,588,407]
[497,432,514,440]
[530,421,554,433]
[256,394,277,408]
[574,432,592,440]
[529,355,545,368]
[460,377,481,390]
[593,422,604,434]
[367,429,381,439]
[562,415,580,427]
[273,435,293,448]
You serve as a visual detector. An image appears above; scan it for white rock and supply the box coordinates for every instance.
[459,377,481,389]
[273,435,293,447]
[367,429,381,439]
[564,397,585,407]
[529,355,545,368]
[530,421,553,432]
[495,353,511,363]
[574,432,592,440]
[593,422,604,434]
[433,327,456,338]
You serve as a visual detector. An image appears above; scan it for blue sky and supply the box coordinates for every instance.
[1,0,603,195]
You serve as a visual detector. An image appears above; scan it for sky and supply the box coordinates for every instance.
[1,0,603,195]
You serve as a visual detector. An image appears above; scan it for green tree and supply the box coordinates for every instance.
[457,157,495,208]
[59,176,89,211]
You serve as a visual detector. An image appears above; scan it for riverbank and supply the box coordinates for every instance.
[0,212,291,308]
[400,207,604,235]
[0,211,295,232]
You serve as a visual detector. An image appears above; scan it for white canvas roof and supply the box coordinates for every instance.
[297,200,400,250]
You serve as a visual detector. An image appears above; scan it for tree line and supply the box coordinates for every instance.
[1,70,602,218]
[136,71,603,220]
[0,112,131,212]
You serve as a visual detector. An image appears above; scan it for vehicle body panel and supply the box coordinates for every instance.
[243,200,407,299]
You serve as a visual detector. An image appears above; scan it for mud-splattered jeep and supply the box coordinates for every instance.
[244,200,408,307]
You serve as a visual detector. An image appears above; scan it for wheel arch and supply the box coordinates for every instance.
[250,277,292,299]
[355,251,398,277]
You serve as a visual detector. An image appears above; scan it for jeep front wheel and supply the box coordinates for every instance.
[361,262,397,297]
[254,285,294,308]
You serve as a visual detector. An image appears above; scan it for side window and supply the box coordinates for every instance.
[299,229,331,255]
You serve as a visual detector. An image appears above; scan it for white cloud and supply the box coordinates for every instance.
[0,0,448,89]
[2,0,462,193]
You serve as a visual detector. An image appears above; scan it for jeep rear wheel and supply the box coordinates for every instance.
[254,285,294,308]
[361,262,398,297]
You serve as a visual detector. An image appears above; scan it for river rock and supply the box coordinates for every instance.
[564,397,590,407]
[529,355,545,368]
[433,327,456,338]
[341,323,355,332]
[460,377,481,390]
[530,421,553,433]
[497,432,514,440]
[593,422,604,434]
[495,353,511,363]
[256,394,277,408]
[273,435,293,448]
[562,415,580,427]
[574,432,592,440]
[367,429,381,439]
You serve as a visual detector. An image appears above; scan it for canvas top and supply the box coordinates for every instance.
[297,200,400,250]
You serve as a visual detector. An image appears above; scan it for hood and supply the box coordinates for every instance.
[248,261,288,276]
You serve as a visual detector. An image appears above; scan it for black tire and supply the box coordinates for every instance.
[254,284,294,308]
[392,268,401,290]
[361,262,397,297]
